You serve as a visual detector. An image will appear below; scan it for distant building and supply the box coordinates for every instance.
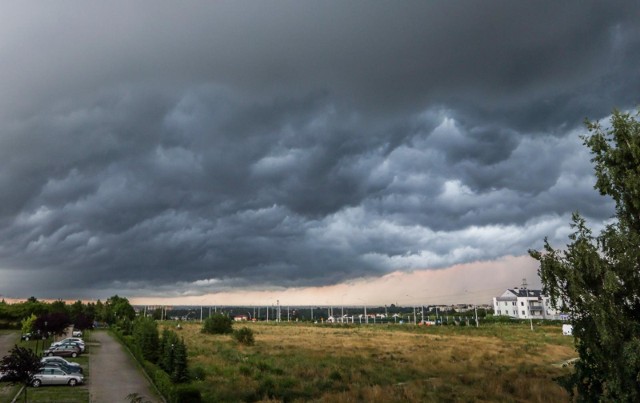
[493,286,562,320]
[234,315,248,321]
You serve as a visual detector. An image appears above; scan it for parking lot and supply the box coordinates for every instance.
[1,330,162,403]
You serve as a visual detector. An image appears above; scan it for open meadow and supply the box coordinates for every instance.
[175,321,576,402]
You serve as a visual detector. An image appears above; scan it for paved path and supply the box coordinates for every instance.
[89,331,162,403]
[0,333,16,356]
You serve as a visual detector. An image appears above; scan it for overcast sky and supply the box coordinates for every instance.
[0,2,638,304]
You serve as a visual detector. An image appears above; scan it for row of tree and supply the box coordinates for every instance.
[0,295,137,333]
[128,317,189,383]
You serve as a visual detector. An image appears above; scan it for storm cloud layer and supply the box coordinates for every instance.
[0,2,638,299]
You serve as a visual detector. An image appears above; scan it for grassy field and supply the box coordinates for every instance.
[173,321,576,402]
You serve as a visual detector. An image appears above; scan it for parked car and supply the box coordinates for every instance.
[53,337,84,346]
[52,338,85,352]
[42,362,82,375]
[41,357,83,374]
[52,341,84,353]
[20,331,48,341]
[44,345,81,358]
[31,367,84,387]
[72,330,83,337]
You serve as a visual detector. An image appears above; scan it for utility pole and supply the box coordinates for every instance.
[200,306,203,322]
[474,305,478,327]
[365,305,368,324]
[522,278,534,331]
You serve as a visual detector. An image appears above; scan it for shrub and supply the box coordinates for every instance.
[132,317,160,363]
[175,384,203,403]
[202,314,233,334]
[233,327,255,345]
[189,366,206,381]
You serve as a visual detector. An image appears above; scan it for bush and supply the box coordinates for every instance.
[202,314,233,334]
[188,366,206,381]
[232,327,255,345]
[175,384,202,403]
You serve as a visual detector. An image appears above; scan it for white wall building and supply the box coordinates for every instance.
[493,287,562,320]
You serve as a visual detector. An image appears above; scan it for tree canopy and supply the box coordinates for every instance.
[530,110,640,401]
[0,345,42,402]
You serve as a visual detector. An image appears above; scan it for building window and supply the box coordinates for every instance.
[512,302,516,306]
[522,311,525,315]
[520,302,524,306]
[497,310,501,315]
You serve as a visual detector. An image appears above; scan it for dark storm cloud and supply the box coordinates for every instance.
[0,1,636,298]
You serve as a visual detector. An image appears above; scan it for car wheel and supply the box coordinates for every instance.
[48,352,54,356]
[24,336,29,341]
[68,379,77,386]
[32,379,41,387]
[71,352,77,358]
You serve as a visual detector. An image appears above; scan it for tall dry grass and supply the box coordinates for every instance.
[170,321,574,402]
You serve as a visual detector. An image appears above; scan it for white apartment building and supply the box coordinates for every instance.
[493,287,562,320]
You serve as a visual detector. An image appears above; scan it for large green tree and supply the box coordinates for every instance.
[530,110,640,401]
[0,345,43,402]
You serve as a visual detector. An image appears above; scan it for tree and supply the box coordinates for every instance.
[132,317,160,363]
[104,295,136,324]
[34,312,71,336]
[20,314,36,335]
[158,329,189,382]
[171,337,189,383]
[202,313,233,334]
[530,110,640,401]
[0,345,43,402]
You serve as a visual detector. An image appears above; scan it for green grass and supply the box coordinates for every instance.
[20,385,89,403]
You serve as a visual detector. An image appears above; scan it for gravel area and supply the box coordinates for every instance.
[88,331,163,403]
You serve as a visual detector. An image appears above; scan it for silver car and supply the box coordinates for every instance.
[32,367,84,387]
[52,338,85,352]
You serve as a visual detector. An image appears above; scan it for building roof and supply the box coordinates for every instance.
[511,288,543,298]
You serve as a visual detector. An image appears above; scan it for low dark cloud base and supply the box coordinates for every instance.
[0,1,636,298]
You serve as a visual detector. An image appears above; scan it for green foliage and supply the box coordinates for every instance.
[104,295,136,324]
[530,110,640,401]
[202,313,233,334]
[0,344,43,385]
[20,314,37,334]
[142,361,176,402]
[175,385,202,403]
[233,326,255,345]
[133,317,160,363]
[160,329,189,383]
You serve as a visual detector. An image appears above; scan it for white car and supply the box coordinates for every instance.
[72,330,83,337]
